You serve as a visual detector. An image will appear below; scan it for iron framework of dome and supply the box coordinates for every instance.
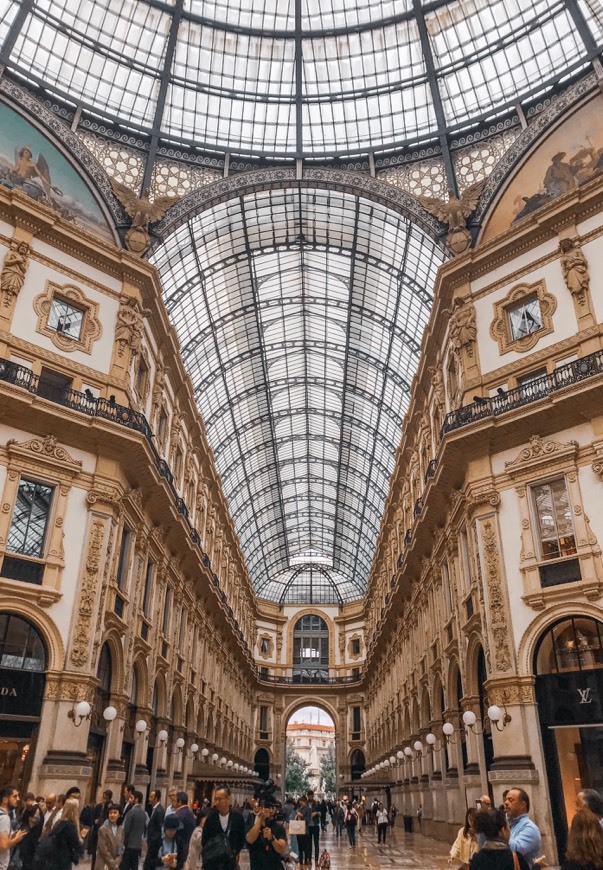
[2,0,603,604]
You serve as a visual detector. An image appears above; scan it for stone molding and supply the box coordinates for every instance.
[490,280,556,355]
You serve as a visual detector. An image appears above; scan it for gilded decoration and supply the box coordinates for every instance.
[110,179,179,256]
[6,434,82,476]
[33,281,102,354]
[115,296,150,358]
[257,633,273,660]
[70,518,106,667]
[505,434,579,477]
[416,180,486,255]
[559,237,589,306]
[490,280,556,355]
[480,517,512,673]
[0,239,29,308]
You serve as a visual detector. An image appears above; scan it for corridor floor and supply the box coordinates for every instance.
[241,825,451,868]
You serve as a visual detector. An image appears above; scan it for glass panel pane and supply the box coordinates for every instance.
[7,480,53,559]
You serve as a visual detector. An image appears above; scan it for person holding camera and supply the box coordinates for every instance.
[245,790,288,870]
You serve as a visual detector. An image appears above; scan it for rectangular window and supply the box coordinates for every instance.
[352,706,361,733]
[351,638,360,656]
[441,561,452,617]
[532,478,577,561]
[142,559,154,617]
[460,529,472,592]
[508,295,542,340]
[37,367,72,403]
[115,527,131,590]
[179,608,187,649]
[48,297,84,339]
[259,706,269,733]
[7,480,53,558]
[162,586,173,636]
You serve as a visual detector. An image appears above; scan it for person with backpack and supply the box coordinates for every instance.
[33,798,84,870]
[344,802,358,849]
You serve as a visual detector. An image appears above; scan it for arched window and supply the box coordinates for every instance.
[350,749,365,780]
[293,615,329,683]
[536,617,603,674]
[0,614,46,671]
[254,747,270,781]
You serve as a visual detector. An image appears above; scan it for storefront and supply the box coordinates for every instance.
[535,616,603,855]
[0,614,47,791]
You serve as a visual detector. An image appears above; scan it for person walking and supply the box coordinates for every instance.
[174,792,195,866]
[344,802,358,849]
[201,785,245,870]
[333,802,344,838]
[561,809,603,870]
[306,791,320,865]
[449,807,477,870]
[1,787,27,870]
[319,799,328,833]
[89,790,114,867]
[33,798,84,870]
[183,808,206,870]
[293,796,311,867]
[17,804,44,870]
[504,790,542,868]
[144,789,165,870]
[119,790,146,870]
[376,803,389,844]
[470,809,530,870]
[93,804,123,870]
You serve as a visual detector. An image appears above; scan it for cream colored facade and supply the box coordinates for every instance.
[286,722,336,793]
[0,69,601,868]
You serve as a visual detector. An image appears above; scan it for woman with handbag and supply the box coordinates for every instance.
[291,797,310,867]
[32,799,84,870]
[449,807,478,870]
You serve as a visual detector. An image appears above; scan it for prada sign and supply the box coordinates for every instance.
[0,669,45,718]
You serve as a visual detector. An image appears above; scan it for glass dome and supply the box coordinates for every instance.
[0,0,600,160]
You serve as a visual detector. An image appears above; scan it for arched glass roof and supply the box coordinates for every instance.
[152,188,443,602]
[0,1,601,160]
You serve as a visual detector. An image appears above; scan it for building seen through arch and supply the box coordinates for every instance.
[0,2,601,863]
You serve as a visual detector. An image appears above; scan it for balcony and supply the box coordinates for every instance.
[257,669,363,685]
[441,350,603,435]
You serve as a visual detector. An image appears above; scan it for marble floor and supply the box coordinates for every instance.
[82,825,451,868]
[240,825,451,868]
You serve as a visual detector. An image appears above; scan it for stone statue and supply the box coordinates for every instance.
[1,240,30,307]
[115,296,150,357]
[110,179,179,255]
[560,237,589,305]
[417,180,486,254]
[447,296,477,357]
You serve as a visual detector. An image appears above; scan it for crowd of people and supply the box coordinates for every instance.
[1,781,602,869]
[449,788,603,870]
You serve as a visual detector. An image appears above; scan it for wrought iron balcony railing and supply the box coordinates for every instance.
[441,350,603,435]
[258,670,362,685]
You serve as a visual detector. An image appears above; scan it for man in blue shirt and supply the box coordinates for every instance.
[505,788,542,867]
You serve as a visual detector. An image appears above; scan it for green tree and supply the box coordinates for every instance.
[319,743,336,794]
[285,737,311,795]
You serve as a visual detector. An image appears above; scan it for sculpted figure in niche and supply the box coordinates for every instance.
[560,237,589,304]
[448,296,477,356]
[115,296,150,357]
[1,240,30,306]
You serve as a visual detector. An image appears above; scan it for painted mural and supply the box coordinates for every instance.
[0,100,113,242]
[482,95,603,242]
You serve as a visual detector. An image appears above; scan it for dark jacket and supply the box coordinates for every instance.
[19,816,43,870]
[202,808,246,867]
[33,819,83,870]
[146,803,165,848]
[122,803,146,851]
[175,806,196,863]
[470,846,531,870]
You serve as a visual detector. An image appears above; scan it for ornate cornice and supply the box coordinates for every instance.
[505,434,579,477]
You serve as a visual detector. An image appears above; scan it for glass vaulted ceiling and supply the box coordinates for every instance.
[0,0,600,159]
[152,188,443,603]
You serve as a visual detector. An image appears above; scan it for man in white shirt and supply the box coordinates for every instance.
[0,786,27,870]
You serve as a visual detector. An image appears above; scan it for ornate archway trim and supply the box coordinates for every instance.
[0,597,65,672]
[285,608,336,669]
[153,167,443,246]
[517,602,603,677]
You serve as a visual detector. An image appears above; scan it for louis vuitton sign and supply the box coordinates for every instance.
[0,669,45,718]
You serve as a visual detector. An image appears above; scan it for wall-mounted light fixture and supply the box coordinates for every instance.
[68,700,92,727]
